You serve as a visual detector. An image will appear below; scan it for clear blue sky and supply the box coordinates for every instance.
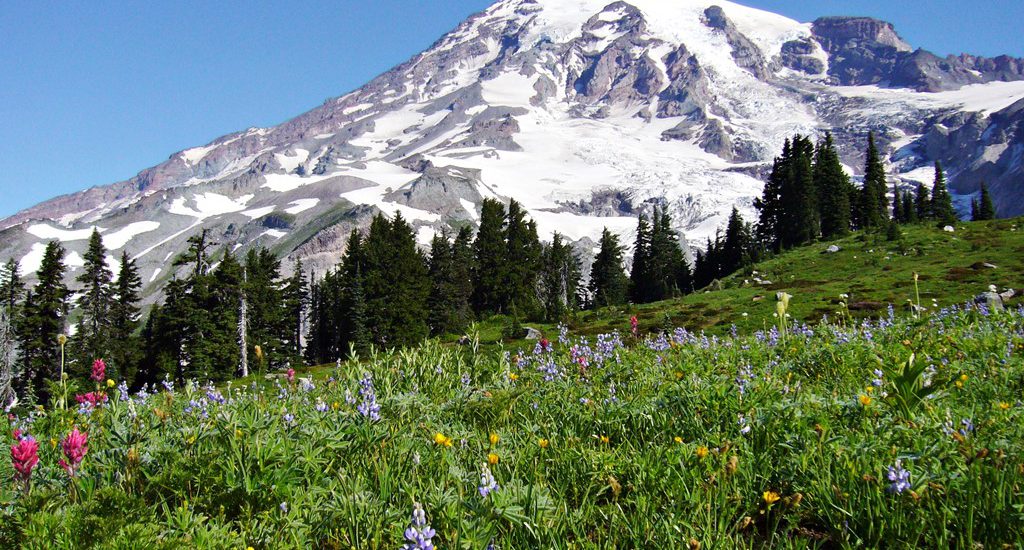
[2,0,1022,219]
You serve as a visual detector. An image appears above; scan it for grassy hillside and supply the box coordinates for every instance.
[472,218,1024,348]
[3,287,1022,547]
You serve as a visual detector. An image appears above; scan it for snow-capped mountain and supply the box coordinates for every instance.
[3,0,1024,296]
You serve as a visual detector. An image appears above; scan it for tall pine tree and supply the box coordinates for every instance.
[73,229,114,378]
[814,133,852,239]
[20,241,70,401]
[930,161,957,226]
[977,182,996,220]
[472,199,507,315]
[629,213,654,303]
[858,132,890,229]
[588,228,629,309]
[109,251,142,385]
[538,233,582,321]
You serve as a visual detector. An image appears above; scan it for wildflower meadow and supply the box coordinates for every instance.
[3,299,1024,548]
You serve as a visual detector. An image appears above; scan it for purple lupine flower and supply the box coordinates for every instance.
[401,502,436,550]
[959,418,975,437]
[461,372,472,388]
[887,460,911,494]
[478,463,499,498]
[315,400,329,413]
[356,373,381,422]
[161,377,174,394]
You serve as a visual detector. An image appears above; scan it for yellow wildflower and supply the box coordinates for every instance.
[538,438,549,449]
[487,453,500,465]
[695,446,709,460]
[489,433,500,446]
[331,401,340,411]
[763,491,781,506]
[674,436,684,444]
[999,402,1011,410]
[434,432,453,447]
[106,379,116,389]
[859,394,872,407]
[508,372,519,381]
[599,435,610,445]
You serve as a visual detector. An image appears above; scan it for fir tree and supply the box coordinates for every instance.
[538,233,582,321]
[971,199,981,221]
[503,200,542,317]
[73,229,114,379]
[754,141,788,251]
[0,306,17,411]
[629,213,654,303]
[722,207,754,275]
[649,206,689,299]
[363,213,430,348]
[244,248,286,370]
[428,233,458,336]
[902,192,918,224]
[109,252,142,385]
[977,182,996,220]
[930,161,957,225]
[20,241,70,401]
[588,228,629,309]
[779,135,818,247]
[914,182,932,221]
[814,134,852,239]
[205,250,243,382]
[472,199,507,315]
[0,259,24,314]
[858,132,889,229]
[281,260,307,364]
[346,265,370,357]
[450,226,475,330]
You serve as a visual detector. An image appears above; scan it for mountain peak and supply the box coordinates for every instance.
[3,0,1024,292]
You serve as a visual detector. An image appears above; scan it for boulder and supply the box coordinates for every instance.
[826,245,841,253]
[974,291,1005,311]
[524,327,543,340]
[943,226,956,233]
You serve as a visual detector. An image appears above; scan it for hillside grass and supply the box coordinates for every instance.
[471,219,1024,350]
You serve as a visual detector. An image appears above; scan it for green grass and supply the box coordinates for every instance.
[474,219,1024,350]
[2,219,1023,548]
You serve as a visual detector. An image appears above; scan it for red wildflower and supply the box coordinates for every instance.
[11,437,39,482]
[630,315,639,337]
[75,392,108,407]
[91,359,106,383]
[286,368,296,383]
[59,428,88,477]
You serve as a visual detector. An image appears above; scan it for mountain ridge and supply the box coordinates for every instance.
[2,0,1023,295]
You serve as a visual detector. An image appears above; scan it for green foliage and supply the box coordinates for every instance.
[588,228,629,309]
[859,132,890,229]
[3,294,1023,547]
[930,161,958,226]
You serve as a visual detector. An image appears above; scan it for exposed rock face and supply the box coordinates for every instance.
[385,166,484,221]
[2,0,1024,299]
[703,6,769,80]
[811,16,1024,92]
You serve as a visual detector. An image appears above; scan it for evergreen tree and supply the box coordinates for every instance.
[205,250,243,382]
[109,252,142,385]
[977,182,996,220]
[914,182,932,221]
[722,207,754,275]
[930,161,957,225]
[450,226,475,329]
[20,241,70,401]
[538,233,582,321]
[0,306,17,411]
[892,182,905,223]
[779,135,818,247]
[244,247,286,369]
[73,229,114,379]
[363,213,430,348]
[503,200,542,317]
[858,133,889,229]
[649,206,689,299]
[902,192,918,224]
[281,260,307,364]
[588,228,629,309]
[971,199,981,221]
[629,213,654,303]
[0,259,24,314]
[346,265,370,357]
[754,141,788,251]
[472,199,507,315]
[428,233,458,336]
[814,134,852,239]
